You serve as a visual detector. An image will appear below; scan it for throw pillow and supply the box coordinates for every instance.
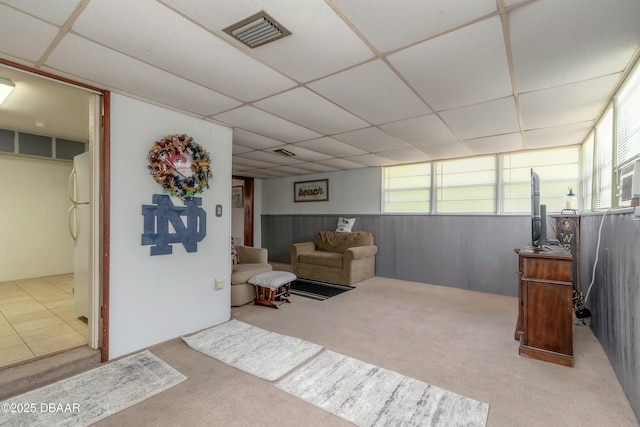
[231,238,239,264]
[336,217,356,232]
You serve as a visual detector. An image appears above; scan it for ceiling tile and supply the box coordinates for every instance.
[309,59,431,124]
[254,87,370,134]
[233,129,282,150]
[344,153,397,167]
[0,6,59,62]
[465,133,523,155]
[418,142,474,159]
[519,74,621,130]
[291,162,339,173]
[379,114,459,147]
[213,106,322,143]
[510,0,640,92]
[45,34,242,116]
[314,158,367,170]
[232,156,278,169]
[377,148,432,163]
[236,150,302,166]
[293,137,368,157]
[272,145,334,162]
[73,0,295,102]
[440,97,520,140]
[334,0,496,53]
[2,0,80,26]
[524,122,594,149]
[334,127,410,152]
[389,16,512,111]
[162,0,374,82]
[268,165,317,176]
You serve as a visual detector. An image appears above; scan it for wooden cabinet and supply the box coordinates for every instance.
[515,247,574,367]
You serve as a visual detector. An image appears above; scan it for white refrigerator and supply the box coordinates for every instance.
[68,151,91,319]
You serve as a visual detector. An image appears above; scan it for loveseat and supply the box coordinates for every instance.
[290,231,378,286]
[231,246,272,306]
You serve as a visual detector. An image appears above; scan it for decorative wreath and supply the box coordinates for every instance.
[148,134,212,201]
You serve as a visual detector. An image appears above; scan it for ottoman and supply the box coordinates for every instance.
[248,271,297,309]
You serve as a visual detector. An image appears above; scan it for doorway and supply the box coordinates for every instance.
[232,176,254,247]
[0,60,110,366]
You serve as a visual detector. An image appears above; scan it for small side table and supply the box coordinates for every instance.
[248,271,296,309]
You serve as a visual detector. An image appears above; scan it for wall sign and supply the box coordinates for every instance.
[142,194,206,255]
[294,179,329,202]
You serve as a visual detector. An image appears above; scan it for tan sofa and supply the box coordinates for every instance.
[290,231,378,285]
[231,246,272,306]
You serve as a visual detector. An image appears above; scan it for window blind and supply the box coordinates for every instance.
[595,107,613,209]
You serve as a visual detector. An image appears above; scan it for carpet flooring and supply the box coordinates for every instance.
[277,349,489,427]
[181,319,323,381]
[0,350,185,427]
[290,279,354,300]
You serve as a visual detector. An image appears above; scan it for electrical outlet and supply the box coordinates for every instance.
[215,279,224,290]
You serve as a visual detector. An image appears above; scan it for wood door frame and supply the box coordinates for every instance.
[1,59,111,362]
[232,176,254,246]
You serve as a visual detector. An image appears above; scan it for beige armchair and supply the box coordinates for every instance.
[231,246,272,306]
[290,231,378,285]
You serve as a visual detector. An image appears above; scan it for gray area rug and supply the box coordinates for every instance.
[277,350,489,427]
[182,319,323,381]
[0,350,186,427]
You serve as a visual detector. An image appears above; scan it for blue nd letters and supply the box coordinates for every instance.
[141,194,206,255]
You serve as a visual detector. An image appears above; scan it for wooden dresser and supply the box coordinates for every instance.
[515,247,574,367]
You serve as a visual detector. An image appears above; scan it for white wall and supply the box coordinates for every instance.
[109,94,231,358]
[261,168,382,215]
[0,156,73,281]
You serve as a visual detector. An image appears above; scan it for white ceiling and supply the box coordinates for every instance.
[0,0,638,178]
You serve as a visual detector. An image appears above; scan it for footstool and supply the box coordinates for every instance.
[248,271,296,309]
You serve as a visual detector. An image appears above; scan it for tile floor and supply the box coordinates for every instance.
[0,274,87,369]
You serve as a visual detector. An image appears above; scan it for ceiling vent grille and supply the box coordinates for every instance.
[274,148,295,157]
[223,11,291,48]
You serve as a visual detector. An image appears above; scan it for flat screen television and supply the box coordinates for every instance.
[530,169,547,248]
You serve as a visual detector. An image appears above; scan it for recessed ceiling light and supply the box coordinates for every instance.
[35,121,46,127]
[223,11,291,48]
[0,77,15,105]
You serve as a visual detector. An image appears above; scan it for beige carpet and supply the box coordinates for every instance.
[3,272,638,426]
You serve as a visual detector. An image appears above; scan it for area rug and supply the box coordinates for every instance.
[182,319,323,381]
[290,279,354,300]
[0,350,186,427]
[276,350,489,427]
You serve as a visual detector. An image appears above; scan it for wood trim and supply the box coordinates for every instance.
[0,58,106,94]
[232,176,254,247]
[1,58,111,362]
[100,92,110,362]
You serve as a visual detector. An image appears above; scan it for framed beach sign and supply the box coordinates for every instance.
[294,179,329,202]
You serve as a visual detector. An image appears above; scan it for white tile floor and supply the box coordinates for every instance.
[0,274,87,369]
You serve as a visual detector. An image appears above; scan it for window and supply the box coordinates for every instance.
[383,163,431,213]
[615,61,640,206]
[435,156,495,213]
[502,147,580,214]
[594,107,613,209]
[19,132,52,157]
[616,61,640,167]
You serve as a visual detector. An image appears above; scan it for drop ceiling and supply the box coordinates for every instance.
[0,0,638,178]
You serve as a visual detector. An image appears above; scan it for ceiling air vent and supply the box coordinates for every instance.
[223,11,291,48]
[274,148,295,157]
